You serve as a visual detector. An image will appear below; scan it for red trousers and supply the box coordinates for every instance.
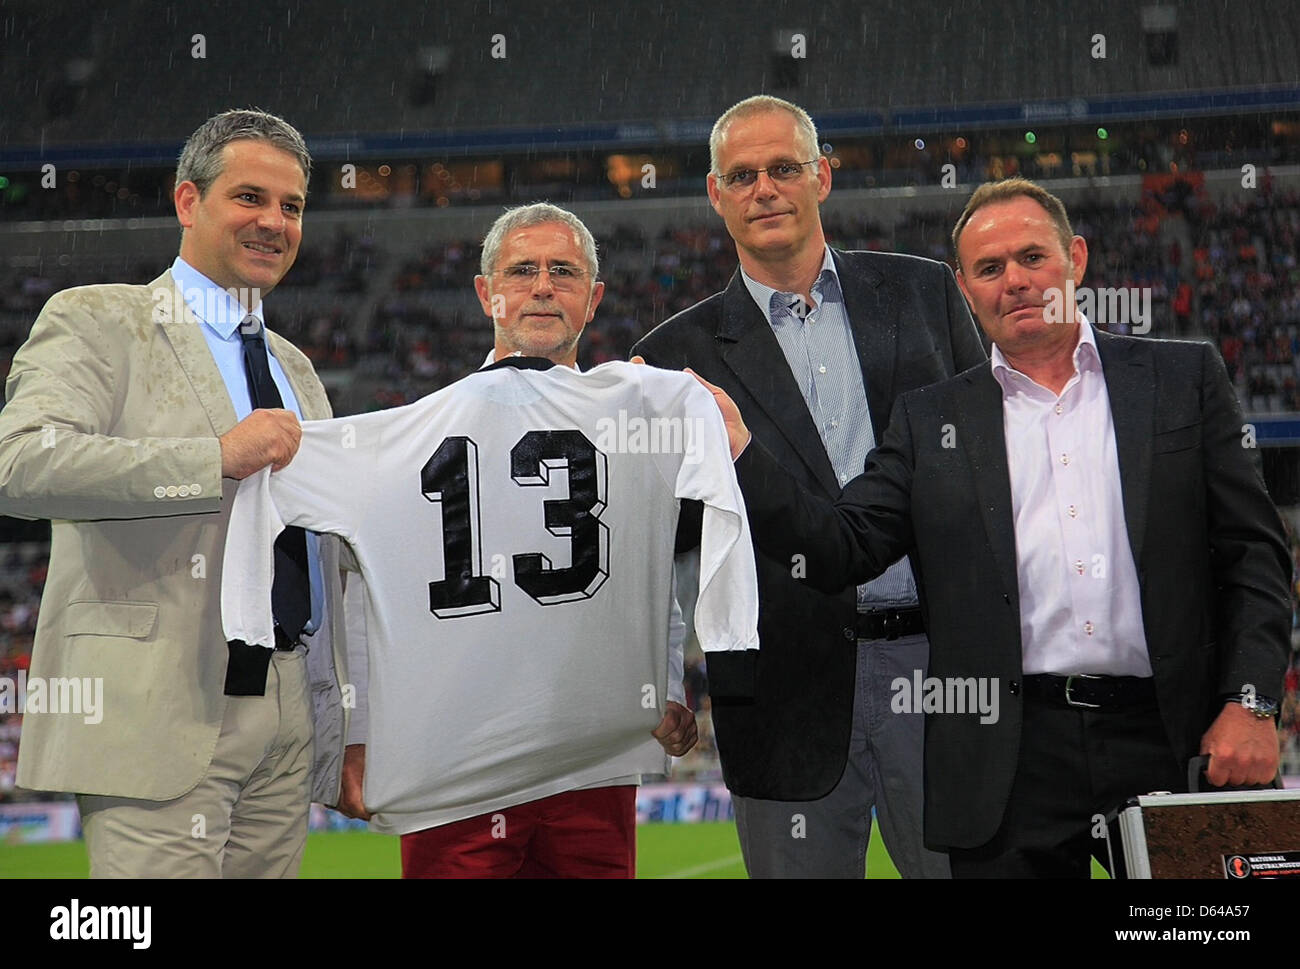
[400,785,636,878]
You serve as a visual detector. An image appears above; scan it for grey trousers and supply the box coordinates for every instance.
[732,634,950,879]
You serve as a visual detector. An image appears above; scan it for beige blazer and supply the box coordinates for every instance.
[0,270,351,803]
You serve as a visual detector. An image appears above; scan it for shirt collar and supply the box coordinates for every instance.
[990,315,1101,395]
[740,247,840,327]
[481,348,581,372]
[170,256,263,338]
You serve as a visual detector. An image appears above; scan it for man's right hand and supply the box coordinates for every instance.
[219,408,302,479]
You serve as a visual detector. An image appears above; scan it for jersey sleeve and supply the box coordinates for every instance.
[220,415,380,647]
[220,466,284,647]
[639,369,759,656]
[266,416,379,541]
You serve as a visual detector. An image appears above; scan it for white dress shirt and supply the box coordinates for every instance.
[992,317,1152,676]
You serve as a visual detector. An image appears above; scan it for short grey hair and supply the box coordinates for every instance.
[709,95,820,174]
[177,108,312,198]
[479,203,599,279]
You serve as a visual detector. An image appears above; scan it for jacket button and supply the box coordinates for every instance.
[1002,593,1011,604]
[843,627,855,641]
[1009,679,1020,695]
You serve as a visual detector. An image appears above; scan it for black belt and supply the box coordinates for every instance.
[1023,673,1156,711]
[854,607,925,641]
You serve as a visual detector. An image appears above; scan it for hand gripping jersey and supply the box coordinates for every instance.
[222,359,759,834]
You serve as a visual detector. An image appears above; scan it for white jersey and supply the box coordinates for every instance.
[222,359,759,834]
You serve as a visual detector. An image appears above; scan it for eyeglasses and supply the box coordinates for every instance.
[494,264,591,289]
[715,159,820,191]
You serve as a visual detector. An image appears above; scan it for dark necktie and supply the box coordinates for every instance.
[224,314,312,696]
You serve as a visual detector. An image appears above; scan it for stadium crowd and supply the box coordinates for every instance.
[200,184,1300,413]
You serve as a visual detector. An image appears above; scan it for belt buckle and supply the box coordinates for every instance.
[1064,673,1102,709]
[882,612,899,641]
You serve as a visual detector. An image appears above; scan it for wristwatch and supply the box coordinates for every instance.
[1221,692,1280,719]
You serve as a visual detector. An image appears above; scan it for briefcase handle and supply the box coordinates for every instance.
[1187,754,1211,792]
[1187,754,1282,793]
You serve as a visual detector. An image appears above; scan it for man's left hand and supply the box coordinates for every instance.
[1198,701,1280,787]
[337,743,372,820]
[652,701,698,758]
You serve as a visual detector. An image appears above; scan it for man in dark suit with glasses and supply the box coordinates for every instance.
[634,95,985,878]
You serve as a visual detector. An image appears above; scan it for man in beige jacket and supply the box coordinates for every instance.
[0,108,351,877]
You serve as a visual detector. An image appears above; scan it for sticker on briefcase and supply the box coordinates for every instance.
[1223,851,1300,878]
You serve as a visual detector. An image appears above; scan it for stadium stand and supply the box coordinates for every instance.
[5,1,1299,141]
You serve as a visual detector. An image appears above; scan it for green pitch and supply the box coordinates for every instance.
[1,825,1116,877]
[0,825,1112,876]
[0,823,905,878]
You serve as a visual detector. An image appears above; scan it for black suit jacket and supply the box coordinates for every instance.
[632,248,986,799]
[737,330,1291,849]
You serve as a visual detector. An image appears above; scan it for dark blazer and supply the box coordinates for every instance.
[736,330,1292,849]
[632,248,986,800]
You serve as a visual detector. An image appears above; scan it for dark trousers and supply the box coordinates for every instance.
[948,693,1185,878]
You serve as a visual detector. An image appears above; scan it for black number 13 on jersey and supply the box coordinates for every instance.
[421,430,611,618]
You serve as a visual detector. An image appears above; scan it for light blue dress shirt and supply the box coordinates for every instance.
[741,248,919,609]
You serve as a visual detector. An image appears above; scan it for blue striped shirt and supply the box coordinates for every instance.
[741,249,918,608]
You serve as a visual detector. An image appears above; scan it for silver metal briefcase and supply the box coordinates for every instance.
[1106,757,1300,878]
